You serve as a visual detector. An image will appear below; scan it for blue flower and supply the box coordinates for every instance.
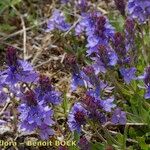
[82,65,101,96]
[0,71,6,89]
[145,86,150,99]
[75,0,89,12]
[84,91,116,112]
[92,45,118,74]
[78,136,91,150]
[46,9,71,32]
[0,91,8,105]
[125,18,136,52]
[100,97,116,112]
[43,91,61,105]
[142,66,150,99]
[18,90,55,139]
[120,67,136,84]
[68,103,87,132]
[111,108,126,125]
[75,12,115,55]
[113,32,126,58]
[35,75,61,105]
[83,91,115,123]
[71,72,85,91]
[127,0,150,23]
[39,124,54,140]
[3,47,37,85]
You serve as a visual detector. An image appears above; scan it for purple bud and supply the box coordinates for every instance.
[144,66,150,86]
[24,90,37,106]
[114,32,124,47]
[6,46,18,66]
[98,45,110,66]
[125,18,135,33]
[78,136,91,150]
[38,75,51,91]
[65,54,77,65]
[83,66,94,76]
[74,111,86,124]
[83,94,98,109]
[95,16,106,37]
[114,0,126,16]
[113,32,126,56]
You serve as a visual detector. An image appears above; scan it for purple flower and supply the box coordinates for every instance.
[120,67,136,84]
[46,9,71,32]
[43,91,61,105]
[18,90,55,139]
[65,54,85,91]
[6,46,18,67]
[111,108,126,125]
[83,92,101,110]
[0,91,8,104]
[68,103,87,132]
[143,66,150,86]
[113,32,126,58]
[114,0,126,16]
[71,72,85,91]
[39,124,54,140]
[3,47,37,85]
[78,136,91,150]
[82,65,101,96]
[92,45,118,74]
[143,66,150,99]
[35,75,61,105]
[113,32,133,66]
[89,110,107,124]
[75,0,89,12]
[145,86,150,99]
[127,0,150,23]
[75,12,115,54]
[84,91,115,111]
[83,91,114,123]
[125,18,136,51]
[100,97,116,112]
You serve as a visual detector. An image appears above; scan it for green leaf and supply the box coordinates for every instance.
[62,92,68,116]
[136,137,149,150]
[91,142,105,150]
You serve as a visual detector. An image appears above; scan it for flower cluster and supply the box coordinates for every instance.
[112,20,136,84]
[127,0,150,23]
[18,90,55,139]
[46,9,71,32]
[0,47,62,140]
[68,103,87,132]
[2,47,37,85]
[1,0,149,146]
[17,75,61,139]
[76,12,115,55]
[35,75,61,105]
[68,88,126,132]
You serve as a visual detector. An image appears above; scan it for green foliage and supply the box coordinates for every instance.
[91,142,105,150]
